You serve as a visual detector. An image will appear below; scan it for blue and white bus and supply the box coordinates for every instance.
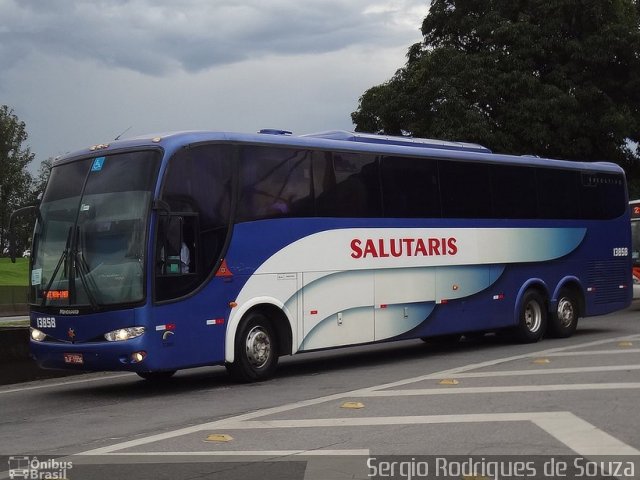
[26,129,631,381]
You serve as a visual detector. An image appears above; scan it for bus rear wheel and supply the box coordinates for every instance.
[226,311,278,382]
[514,290,547,343]
[548,289,579,338]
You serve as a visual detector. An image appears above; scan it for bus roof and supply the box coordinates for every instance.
[301,130,492,154]
[55,129,624,175]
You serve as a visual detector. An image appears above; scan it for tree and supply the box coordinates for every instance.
[352,0,640,190]
[0,105,35,255]
[32,157,53,202]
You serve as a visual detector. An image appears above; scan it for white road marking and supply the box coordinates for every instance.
[1,331,638,480]
[220,412,640,456]
[532,413,640,455]
[96,450,371,456]
[544,349,640,356]
[363,382,640,396]
[403,364,640,380]
[367,334,640,392]
[0,373,133,395]
[78,388,377,455]
[76,333,640,457]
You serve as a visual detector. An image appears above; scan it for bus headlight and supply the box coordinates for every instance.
[104,327,145,342]
[30,327,46,342]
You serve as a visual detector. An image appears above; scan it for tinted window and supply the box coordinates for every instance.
[537,168,581,219]
[381,156,440,218]
[238,147,313,221]
[580,172,627,219]
[314,152,381,217]
[157,144,232,301]
[490,164,538,218]
[439,160,492,218]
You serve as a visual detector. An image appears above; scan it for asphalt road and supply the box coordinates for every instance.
[1,308,639,479]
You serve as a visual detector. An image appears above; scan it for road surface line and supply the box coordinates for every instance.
[222,412,640,456]
[407,364,640,380]
[77,333,640,456]
[0,373,133,395]
[363,382,640,396]
[95,450,370,456]
[544,349,640,356]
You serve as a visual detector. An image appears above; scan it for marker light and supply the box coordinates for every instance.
[104,327,145,342]
[30,327,46,342]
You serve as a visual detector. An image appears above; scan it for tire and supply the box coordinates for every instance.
[136,370,176,381]
[226,311,278,382]
[548,289,579,338]
[513,289,547,343]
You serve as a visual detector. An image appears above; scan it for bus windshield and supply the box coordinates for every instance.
[31,150,160,309]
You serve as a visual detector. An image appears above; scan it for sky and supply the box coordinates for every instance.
[0,0,428,172]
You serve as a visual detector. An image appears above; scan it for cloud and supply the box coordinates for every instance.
[0,0,427,170]
[0,0,425,75]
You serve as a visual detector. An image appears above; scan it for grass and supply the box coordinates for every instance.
[0,258,29,286]
[0,319,29,327]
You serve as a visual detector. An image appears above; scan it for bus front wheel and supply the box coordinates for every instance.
[514,290,547,343]
[548,289,579,338]
[226,311,278,382]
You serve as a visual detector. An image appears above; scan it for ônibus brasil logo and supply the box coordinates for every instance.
[8,456,72,479]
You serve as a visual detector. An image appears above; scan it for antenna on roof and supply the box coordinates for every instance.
[114,126,132,141]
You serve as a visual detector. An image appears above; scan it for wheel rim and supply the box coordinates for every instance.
[557,297,575,328]
[524,300,542,333]
[245,326,271,368]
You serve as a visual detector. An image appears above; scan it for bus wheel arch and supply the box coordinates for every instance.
[225,303,292,382]
[513,282,549,343]
[549,280,583,338]
[251,303,293,358]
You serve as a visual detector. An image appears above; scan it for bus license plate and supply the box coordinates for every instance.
[63,353,84,365]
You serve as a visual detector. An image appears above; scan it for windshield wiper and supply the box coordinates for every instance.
[40,226,72,308]
[72,226,99,310]
[39,225,100,311]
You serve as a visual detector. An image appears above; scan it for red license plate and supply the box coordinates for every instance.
[63,353,84,365]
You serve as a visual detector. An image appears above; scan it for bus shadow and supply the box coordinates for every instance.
[52,325,620,398]
[51,337,497,398]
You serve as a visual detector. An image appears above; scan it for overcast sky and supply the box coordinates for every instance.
[0,0,427,171]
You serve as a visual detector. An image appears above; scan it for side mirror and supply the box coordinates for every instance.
[9,205,38,263]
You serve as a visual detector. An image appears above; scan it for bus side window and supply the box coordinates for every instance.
[580,172,627,220]
[490,165,538,219]
[155,213,200,301]
[156,144,232,302]
[380,156,440,218]
[157,215,193,275]
[537,168,581,219]
[314,152,381,217]
[237,147,313,221]
[439,160,492,218]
